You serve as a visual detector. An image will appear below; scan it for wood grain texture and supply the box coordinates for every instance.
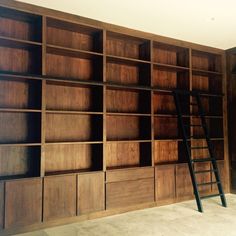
[77,172,105,215]
[153,93,175,114]
[0,146,40,177]
[106,115,150,141]
[45,113,102,142]
[106,178,154,209]
[45,144,103,174]
[154,117,178,139]
[5,178,42,229]
[43,175,76,221]
[0,112,41,144]
[106,167,154,183]
[0,79,41,109]
[212,160,226,192]
[176,163,194,200]
[154,141,178,164]
[155,165,175,201]
[46,81,102,112]
[0,182,4,230]
[106,142,151,169]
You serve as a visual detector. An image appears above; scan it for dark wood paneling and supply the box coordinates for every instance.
[0,146,40,178]
[45,144,103,174]
[106,115,150,141]
[106,178,154,209]
[43,175,76,221]
[155,165,175,201]
[0,79,41,109]
[45,114,102,142]
[176,163,193,200]
[154,141,178,164]
[212,160,226,193]
[0,112,41,144]
[153,93,175,114]
[77,172,104,215]
[106,167,154,183]
[46,81,102,112]
[5,178,42,228]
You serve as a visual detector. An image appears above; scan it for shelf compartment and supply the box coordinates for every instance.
[213,140,224,160]
[46,80,103,112]
[0,112,41,144]
[46,46,103,81]
[106,57,151,86]
[0,146,40,179]
[153,42,189,67]
[152,64,189,90]
[106,87,151,113]
[106,31,150,61]
[47,17,103,53]
[192,71,222,94]
[45,143,103,175]
[192,50,222,73]
[0,77,41,109]
[106,115,151,141]
[106,142,151,170]
[0,6,42,42]
[154,116,185,139]
[154,141,178,164]
[45,113,103,142]
[0,38,42,74]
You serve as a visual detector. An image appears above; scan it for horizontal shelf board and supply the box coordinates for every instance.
[46,110,103,115]
[106,112,151,117]
[0,174,39,181]
[191,91,224,97]
[107,54,151,65]
[155,138,182,141]
[0,143,41,147]
[153,62,190,71]
[45,141,103,145]
[45,169,103,176]
[0,35,42,46]
[0,108,42,113]
[106,82,151,91]
[105,165,152,174]
[47,44,103,58]
[106,140,152,143]
[154,114,177,117]
[192,68,223,76]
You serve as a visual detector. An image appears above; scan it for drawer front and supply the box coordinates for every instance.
[106,178,154,209]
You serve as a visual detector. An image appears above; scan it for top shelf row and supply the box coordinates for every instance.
[0,6,222,73]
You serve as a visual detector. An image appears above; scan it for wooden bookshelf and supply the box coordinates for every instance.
[0,1,230,234]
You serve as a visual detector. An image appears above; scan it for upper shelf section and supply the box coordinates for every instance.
[46,17,103,54]
[106,31,151,62]
[0,6,42,43]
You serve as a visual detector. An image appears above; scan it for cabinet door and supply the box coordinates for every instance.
[155,165,175,201]
[176,163,194,201]
[43,175,76,221]
[77,172,105,215]
[5,178,42,229]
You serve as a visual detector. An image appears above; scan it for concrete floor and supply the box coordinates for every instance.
[16,194,236,236]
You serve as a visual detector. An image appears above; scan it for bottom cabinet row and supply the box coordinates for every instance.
[0,161,226,230]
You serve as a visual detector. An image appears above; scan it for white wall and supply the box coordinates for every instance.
[17,0,236,49]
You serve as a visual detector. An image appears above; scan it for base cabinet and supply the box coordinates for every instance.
[77,172,105,215]
[106,168,155,209]
[4,178,42,229]
[43,175,77,221]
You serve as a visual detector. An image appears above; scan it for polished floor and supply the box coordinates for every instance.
[16,194,236,236]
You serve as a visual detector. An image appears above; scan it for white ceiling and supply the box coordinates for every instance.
[17,0,236,50]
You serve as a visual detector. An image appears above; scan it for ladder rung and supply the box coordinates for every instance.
[191,158,214,163]
[200,193,223,200]
[197,181,219,186]
[194,169,217,174]
[190,146,208,150]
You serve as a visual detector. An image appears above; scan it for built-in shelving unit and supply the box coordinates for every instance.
[0,1,229,234]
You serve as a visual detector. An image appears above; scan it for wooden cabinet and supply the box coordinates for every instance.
[43,175,76,221]
[155,165,175,201]
[77,172,105,215]
[106,168,155,209]
[4,178,42,229]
